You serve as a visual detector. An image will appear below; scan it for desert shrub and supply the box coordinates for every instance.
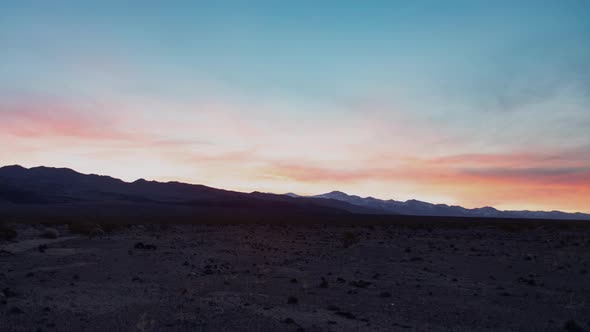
[67,222,99,235]
[96,222,125,234]
[89,226,106,239]
[134,242,157,250]
[341,231,361,248]
[145,222,170,233]
[41,227,59,239]
[0,225,17,241]
[564,320,583,332]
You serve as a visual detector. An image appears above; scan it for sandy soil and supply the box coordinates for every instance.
[1,223,589,331]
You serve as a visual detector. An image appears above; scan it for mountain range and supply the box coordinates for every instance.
[301,191,590,220]
[0,165,588,221]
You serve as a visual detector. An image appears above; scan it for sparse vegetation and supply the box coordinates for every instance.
[341,231,360,248]
[0,224,17,241]
[564,319,584,332]
[41,227,59,239]
[134,242,157,250]
[68,222,101,236]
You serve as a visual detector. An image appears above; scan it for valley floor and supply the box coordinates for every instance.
[1,222,589,331]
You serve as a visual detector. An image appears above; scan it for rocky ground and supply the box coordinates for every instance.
[1,222,589,331]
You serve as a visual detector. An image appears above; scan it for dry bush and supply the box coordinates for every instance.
[341,231,361,248]
[145,222,170,233]
[41,227,59,239]
[67,222,99,235]
[96,222,126,234]
[0,224,18,241]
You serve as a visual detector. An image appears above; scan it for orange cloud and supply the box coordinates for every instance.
[0,98,136,141]
[1,95,588,213]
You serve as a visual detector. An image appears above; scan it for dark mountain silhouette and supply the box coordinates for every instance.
[0,165,588,222]
[0,165,379,217]
[310,190,590,220]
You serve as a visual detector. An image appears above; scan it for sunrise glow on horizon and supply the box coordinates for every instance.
[1,1,589,213]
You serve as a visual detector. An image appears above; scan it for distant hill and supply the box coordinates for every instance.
[0,165,379,219]
[308,190,590,220]
[0,165,587,222]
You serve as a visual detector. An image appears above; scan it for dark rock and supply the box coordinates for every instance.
[564,319,583,332]
[8,306,23,314]
[335,311,356,320]
[349,280,372,288]
[3,288,18,298]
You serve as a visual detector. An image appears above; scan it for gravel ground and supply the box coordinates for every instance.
[1,223,589,331]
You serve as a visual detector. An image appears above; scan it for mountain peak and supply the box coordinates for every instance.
[0,164,29,177]
[29,166,80,175]
[324,190,350,197]
[0,164,26,170]
[0,164,27,172]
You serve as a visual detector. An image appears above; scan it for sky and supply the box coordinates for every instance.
[1,1,589,212]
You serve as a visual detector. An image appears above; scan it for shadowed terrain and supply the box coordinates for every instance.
[1,221,589,331]
[1,165,589,331]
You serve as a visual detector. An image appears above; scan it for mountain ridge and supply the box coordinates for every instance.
[0,165,378,215]
[1,165,588,220]
[308,190,590,220]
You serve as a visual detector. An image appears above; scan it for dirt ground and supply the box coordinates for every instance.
[1,223,589,331]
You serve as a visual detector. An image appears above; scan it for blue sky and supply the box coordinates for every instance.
[1,1,589,211]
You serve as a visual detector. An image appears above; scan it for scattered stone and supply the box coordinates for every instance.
[518,277,536,286]
[134,242,157,250]
[335,311,356,320]
[349,280,372,288]
[380,291,392,298]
